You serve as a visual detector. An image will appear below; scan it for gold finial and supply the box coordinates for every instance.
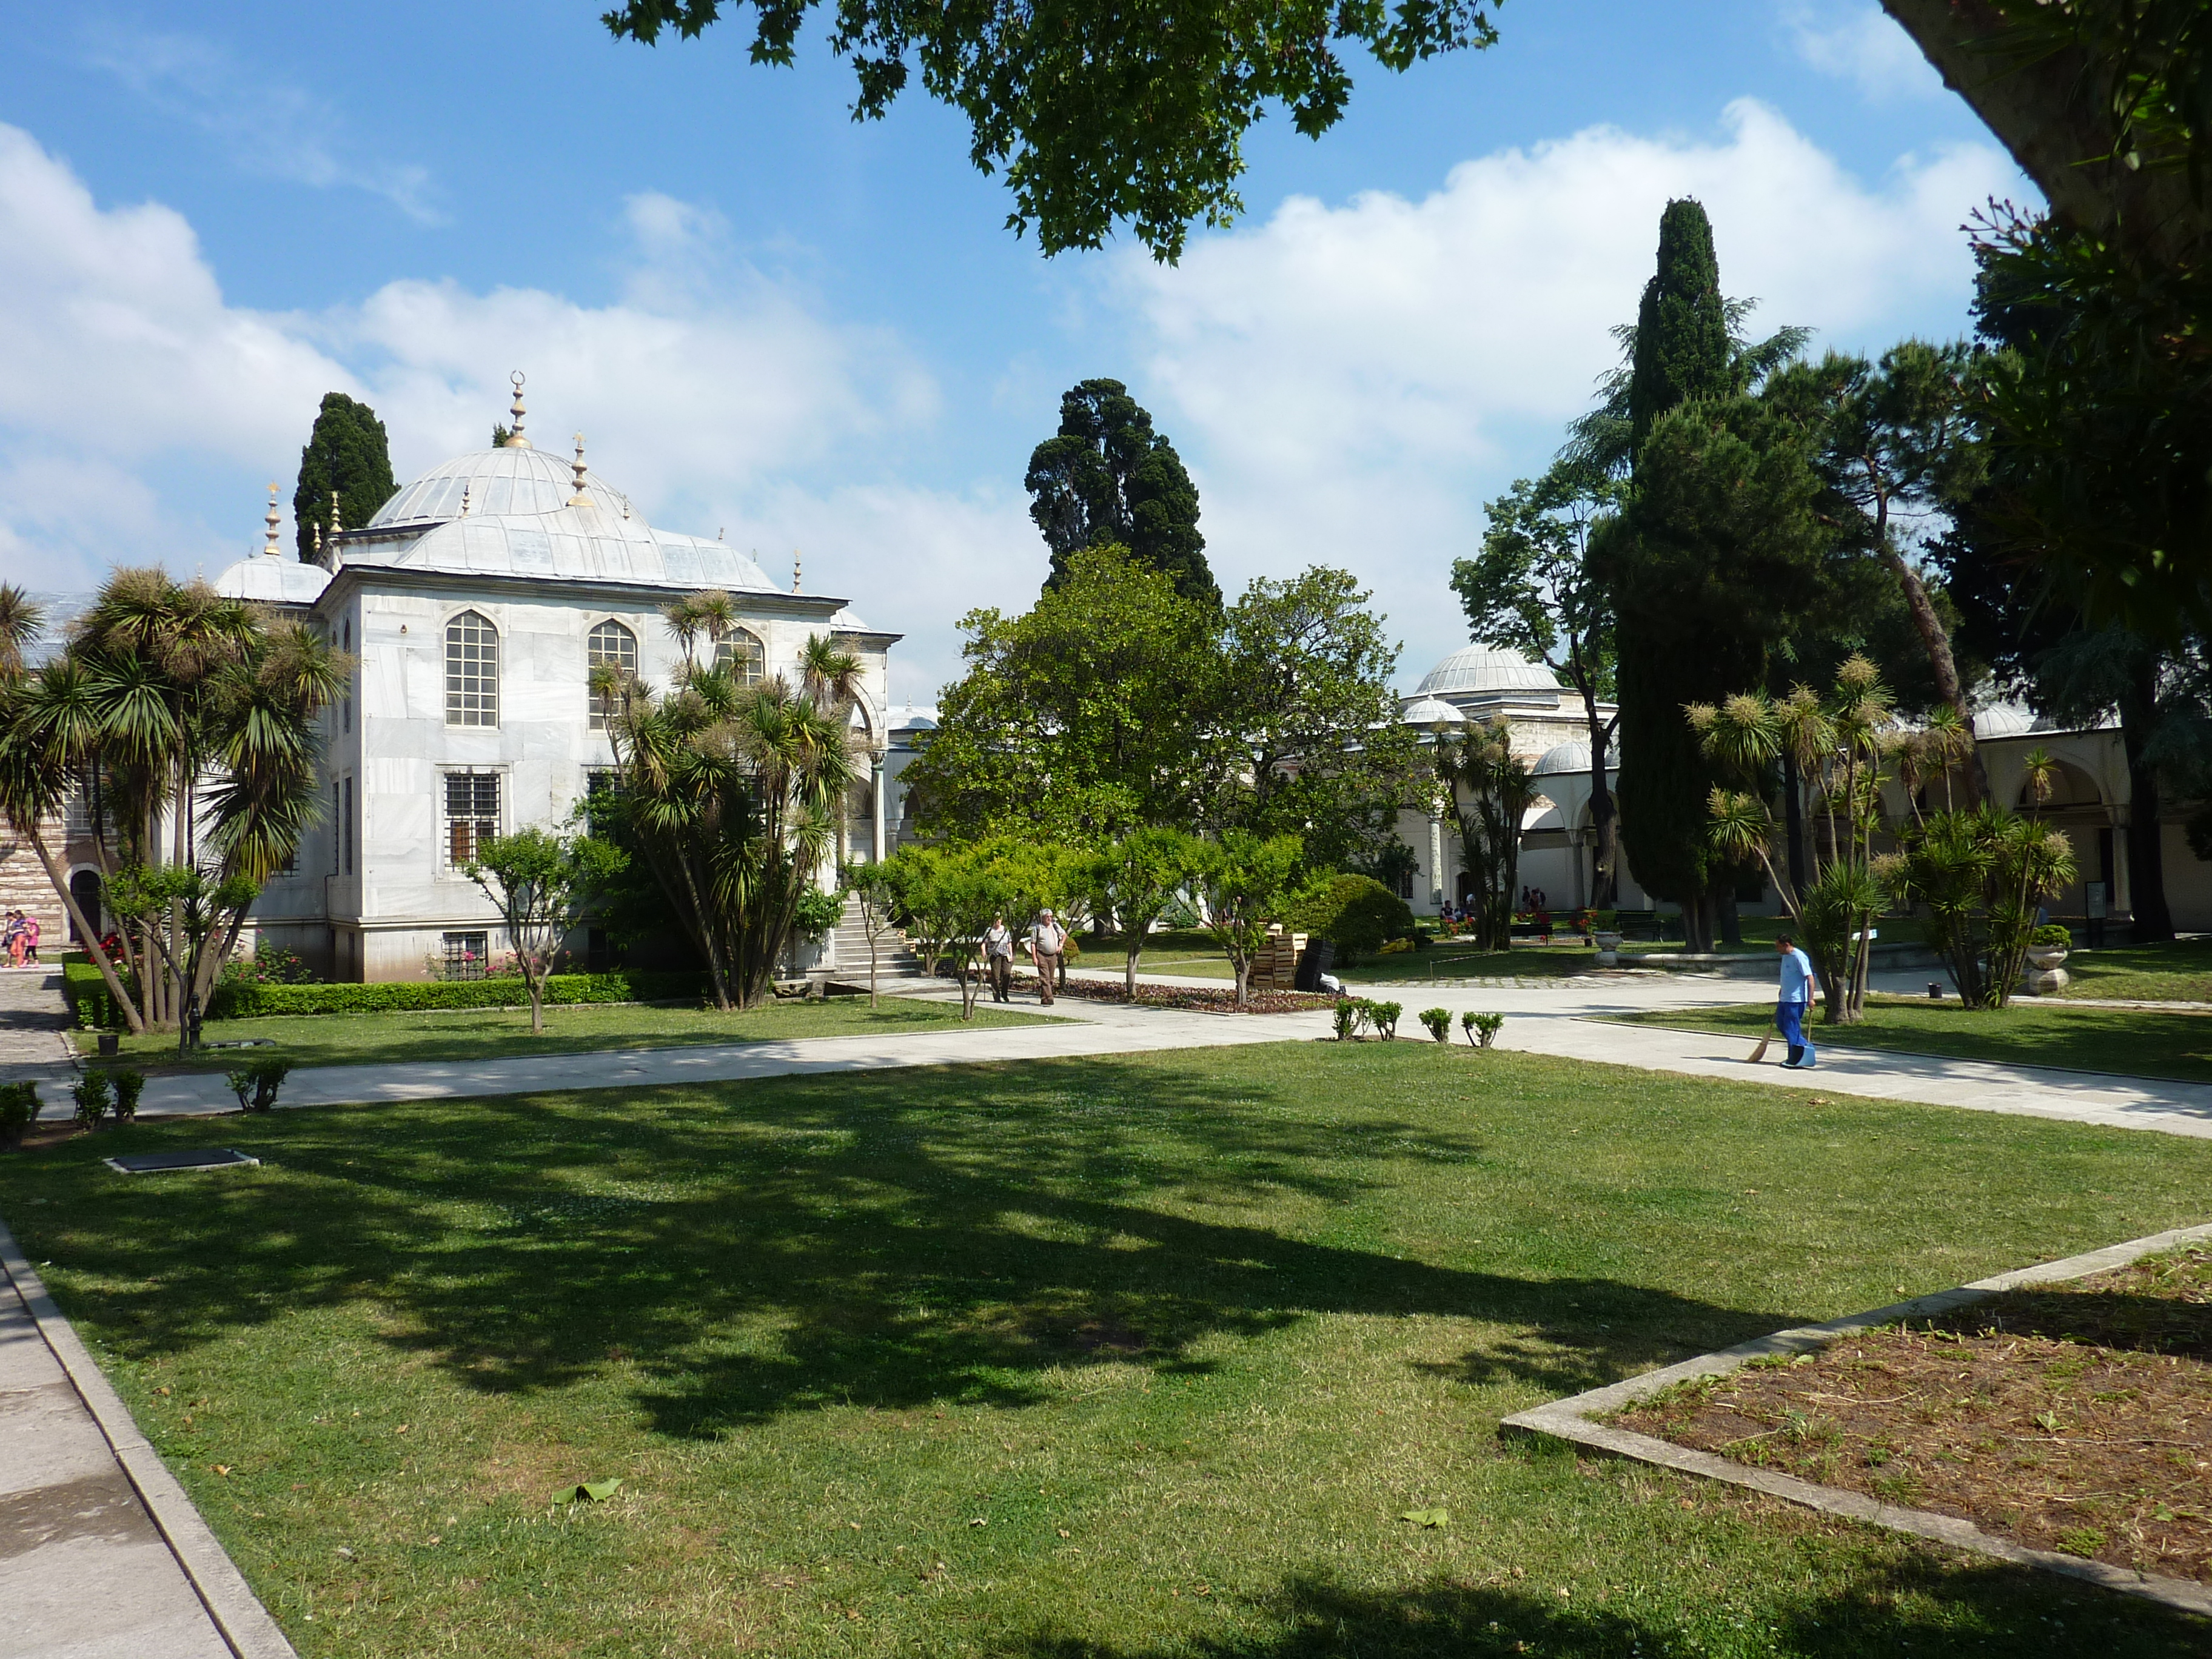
[460,482,471,518]
[263,483,282,556]
[313,522,323,558]
[328,488,341,538]
[503,371,531,447]
[792,549,802,593]
[569,432,592,506]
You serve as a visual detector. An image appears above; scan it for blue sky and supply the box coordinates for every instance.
[0,1,2028,699]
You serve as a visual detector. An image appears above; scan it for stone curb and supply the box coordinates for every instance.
[1500,1221,2212,1619]
[0,1215,299,1658]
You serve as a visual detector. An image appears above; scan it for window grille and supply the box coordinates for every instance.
[443,931,489,979]
[712,625,766,686]
[444,772,499,866]
[444,610,499,726]
[586,619,637,729]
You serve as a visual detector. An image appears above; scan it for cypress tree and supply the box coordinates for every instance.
[1027,379,1218,608]
[1627,201,1733,459]
[295,393,397,559]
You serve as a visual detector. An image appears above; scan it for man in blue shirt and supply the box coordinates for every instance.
[1775,934,1817,1068]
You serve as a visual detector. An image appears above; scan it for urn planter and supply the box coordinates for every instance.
[1592,930,1624,969]
[2022,944,2070,996]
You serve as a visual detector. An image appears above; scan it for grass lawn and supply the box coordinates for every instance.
[6,1044,2210,1656]
[76,995,1053,1074]
[1609,996,2212,1083]
[2059,936,2212,1004]
[1084,930,1595,985]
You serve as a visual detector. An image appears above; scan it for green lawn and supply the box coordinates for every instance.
[7,1044,2208,1656]
[1610,995,2212,1083]
[76,995,1053,1074]
[2059,936,2212,1004]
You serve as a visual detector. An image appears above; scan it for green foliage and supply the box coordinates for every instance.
[1629,201,1734,456]
[64,956,129,1029]
[1463,1010,1504,1048]
[791,883,844,943]
[72,1070,113,1130]
[1196,831,1305,1005]
[2031,923,2074,947]
[0,1081,36,1148]
[1418,1007,1453,1042]
[1330,1000,1358,1041]
[1364,999,1403,1040]
[227,1056,292,1113]
[1087,826,1207,994]
[880,840,1030,1019]
[207,970,708,1021]
[293,392,395,558]
[1285,873,1412,964]
[1884,807,2080,1009]
[107,1068,144,1121]
[1433,717,1535,951]
[1030,380,1215,606]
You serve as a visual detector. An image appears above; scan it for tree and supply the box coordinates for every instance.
[1207,567,1418,867]
[596,605,860,1008]
[1028,380,1216,608]
[294,393,396,559]
[1883,803,2079,1010]
[1432,717,1534,952]
[905,545,1215,842]
[1196,831,1304,1006]
[464,826,627,1033]
[884,840,1023,1019]
[1454,455,1623,902]
[1088,826,1207,994]
[840,860,904,1007]
[1628,203,1735,458]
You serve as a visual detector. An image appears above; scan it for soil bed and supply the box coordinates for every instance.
[1617,1244,2212,1586]
[1030,975,1336,1014]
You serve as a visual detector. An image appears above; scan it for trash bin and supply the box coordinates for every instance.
[1293,939,1335,993]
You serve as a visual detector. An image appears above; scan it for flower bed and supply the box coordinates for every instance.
[1028,976,1335,1015]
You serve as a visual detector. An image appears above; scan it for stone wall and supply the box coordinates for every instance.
[0,809,69,954]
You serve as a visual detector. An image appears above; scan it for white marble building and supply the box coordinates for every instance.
[201,400,898,982]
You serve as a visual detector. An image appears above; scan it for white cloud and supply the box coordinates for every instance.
[79,24,440,221]
[1114,98,2020,689]
[1785,2,1944,102]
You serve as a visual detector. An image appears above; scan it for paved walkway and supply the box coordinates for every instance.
[0,964,74,1088]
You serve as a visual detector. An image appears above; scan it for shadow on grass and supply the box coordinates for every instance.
[1003,1558,2205,1657]
[11,1056,1798,1434]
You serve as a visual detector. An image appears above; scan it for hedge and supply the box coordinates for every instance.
[61,956,709,1027]
[1284,873,1416,961]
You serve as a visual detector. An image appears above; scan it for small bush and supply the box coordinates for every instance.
[1285,874,1416,964]
[109,1068,145,1121]
[62,956,130,1031]
[1368,1000,1403,1040]
[227,1057,293,1113]
[1463,1011,1505,1049]
[2029,923,2073,947]
[72,1071,113,1130]
[1332,1000,1359,1041]
[1418,1007,1452,1042]
[0,1081,39,1150]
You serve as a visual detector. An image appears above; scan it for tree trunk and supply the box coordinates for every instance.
[2120,675,2176,942]
[1880,546,1989,802]
[1584,706,1619,908]
[1717,885,1743,947]
[1125,942,1141,997]
[1879,0,2209,267]
[529,973,545,1034]
[25,825,146,1034]
[1781,751,1810,896]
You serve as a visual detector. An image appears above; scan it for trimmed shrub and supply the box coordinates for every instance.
[227,1057,292,1113]
[63,956,130,1031]
[0,1082,39,1151]
[109,1069,145,1121]
[1367,999,1403,1040]
[72,1071,113,1130]
[1418,1007,1452,1042]
[2029,923,2073,947]
[206,970,708,1021]
[1332,1000,1359,1041]
[1286,874,1415,964]
[1463,1011,1504,1049]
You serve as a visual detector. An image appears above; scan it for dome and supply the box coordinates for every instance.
[1532,740,1594,778]
[1972,704,2036,739]
[214,553,329,607]
[1399,695,1463,726]
[368,446,631,528]
[1414,645,1561,700]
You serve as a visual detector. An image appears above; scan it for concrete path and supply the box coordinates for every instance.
[0,1219,294,1657]
[0,964,74,1088]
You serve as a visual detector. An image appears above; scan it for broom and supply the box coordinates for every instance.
[1748,1030,1772,1064]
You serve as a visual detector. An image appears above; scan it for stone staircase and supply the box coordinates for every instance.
[830,894,924,980]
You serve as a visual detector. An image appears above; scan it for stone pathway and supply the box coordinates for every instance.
[0,965,74,1086]
[0,1219,294,1657]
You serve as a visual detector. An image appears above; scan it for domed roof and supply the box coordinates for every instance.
[214,552,330,607]
[368,446,630,528]
[1532,740,1594,777]
[1972,704,2036,739]
[1414,644,1561,700]
[1399,695,1463,726]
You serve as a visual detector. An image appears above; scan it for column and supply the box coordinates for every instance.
[872,754,888,862]
[1427,814,1444,911]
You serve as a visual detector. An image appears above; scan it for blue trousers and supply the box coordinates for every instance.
[1776,999,1814,1065]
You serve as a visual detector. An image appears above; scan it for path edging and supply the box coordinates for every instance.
[0,1215,299,1658]
[1500,1221,2212,1618]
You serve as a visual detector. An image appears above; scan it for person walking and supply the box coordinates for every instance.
[18,911,38,966]
[982,913,1015,1003]
[1775,933,1817,1069]
[1029,908,1067,1007]
[4,910,22,968]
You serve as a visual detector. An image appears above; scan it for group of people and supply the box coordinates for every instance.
[980,908,1069,1005]
[4,908,41,968]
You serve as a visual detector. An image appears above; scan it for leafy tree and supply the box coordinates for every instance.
[1883,803,2079,1010]
[464,826,628,1033]
[1088,826,1206,994]
[1207,566,1417,866]
[907,545,1215,841]
[595,603,861,1008]
[883,840,1024,1019]
[605,2,2212,272]
[1453,454,1623,902]
[1433,717,1533,952]
[1029,380,1216,608]
[1196,831,1304,1006]
[294,393,396,559]
[840,860,905,1006]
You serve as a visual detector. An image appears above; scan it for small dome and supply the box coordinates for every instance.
[1414,644,1561,699]
[891,705,939,734]
[368,446,634,529]
[1532,740,1594,778]
[214,555,329,607]
[1972,704,2036,739]
[1399,695,1463,726]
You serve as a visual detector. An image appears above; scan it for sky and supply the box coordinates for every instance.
[0,0,2031,703]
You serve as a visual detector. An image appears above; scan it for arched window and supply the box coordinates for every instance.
[445,610,499,727]
[712,625,766,686]
[586,619,638,729]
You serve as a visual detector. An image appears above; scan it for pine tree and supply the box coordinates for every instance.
[1627,201,1732,460]
[1026,379,1218,608]
[294,394,397,558]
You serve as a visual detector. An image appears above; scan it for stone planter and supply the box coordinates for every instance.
[1592,930,1624,969]
[2022,944,2070,996]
